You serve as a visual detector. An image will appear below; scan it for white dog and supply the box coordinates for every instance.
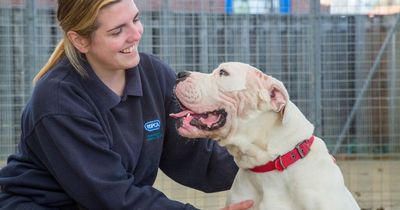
[170,62,360,210]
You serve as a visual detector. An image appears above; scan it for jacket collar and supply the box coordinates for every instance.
[79,58,143,109]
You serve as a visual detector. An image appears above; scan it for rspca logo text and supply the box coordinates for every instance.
[144,120,161,132]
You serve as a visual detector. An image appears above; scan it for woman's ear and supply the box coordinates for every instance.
[67,31,90,53]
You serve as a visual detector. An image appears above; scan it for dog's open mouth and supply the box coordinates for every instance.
[170,108,227,131]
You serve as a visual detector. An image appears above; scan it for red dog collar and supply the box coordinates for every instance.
[250,136,315,173]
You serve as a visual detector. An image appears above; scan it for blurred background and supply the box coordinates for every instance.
[1,0,400,209]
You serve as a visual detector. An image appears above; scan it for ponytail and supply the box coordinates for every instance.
[33,39,65,84]
[33,0,120,84]
[33,37,88,84]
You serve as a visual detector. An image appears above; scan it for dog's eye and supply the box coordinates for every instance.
[219,69,229,77]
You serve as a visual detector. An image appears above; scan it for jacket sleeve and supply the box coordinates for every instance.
[26,114,198,210]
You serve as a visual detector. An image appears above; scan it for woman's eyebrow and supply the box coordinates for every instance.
[107,23,125,32]
[106,13,139,32]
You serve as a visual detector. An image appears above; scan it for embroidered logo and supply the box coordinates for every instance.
[144,120,161,132]
[144,119,162,141]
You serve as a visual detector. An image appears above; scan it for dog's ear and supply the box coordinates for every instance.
[267,77,289,113]
[253,70,291,124]
[258,74,289,112]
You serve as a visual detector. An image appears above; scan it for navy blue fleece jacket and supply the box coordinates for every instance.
[0,53,238,210]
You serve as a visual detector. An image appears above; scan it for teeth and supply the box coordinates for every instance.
[121,46,136,53]
[187,113,191,117]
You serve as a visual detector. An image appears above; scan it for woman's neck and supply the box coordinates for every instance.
[96,69,126,96]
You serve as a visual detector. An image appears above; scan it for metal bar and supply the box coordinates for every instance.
[160,0,170,61]
[311,0,322,135]
[332,14,400,155]
[388,32,397,153]
[25,0,37,98]
[199,11,209,73]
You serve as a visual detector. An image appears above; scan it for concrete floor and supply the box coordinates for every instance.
[1,159,399,209]
[338,160,400,210]
[154,159,400,210]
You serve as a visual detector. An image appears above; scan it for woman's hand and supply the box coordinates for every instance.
[220,200,254,210]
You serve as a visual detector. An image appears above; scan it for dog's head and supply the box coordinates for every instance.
[170,62,289,143]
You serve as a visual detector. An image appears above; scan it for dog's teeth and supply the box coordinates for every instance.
[187,113,191,117]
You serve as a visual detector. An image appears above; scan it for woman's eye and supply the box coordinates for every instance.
[112,28,122,36]
[219,69,229,77]
[133,17,140,23]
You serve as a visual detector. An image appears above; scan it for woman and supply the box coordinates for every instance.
[0,0,253,209]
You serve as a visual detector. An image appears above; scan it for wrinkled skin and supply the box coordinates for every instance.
[170,63,286,146]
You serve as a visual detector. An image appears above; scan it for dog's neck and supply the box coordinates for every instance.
[224,101,314,169]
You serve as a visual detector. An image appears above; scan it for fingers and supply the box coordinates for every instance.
[222,200,254,210]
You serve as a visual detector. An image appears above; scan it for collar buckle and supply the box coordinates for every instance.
[275,155,286,171]
[295,143,305,158]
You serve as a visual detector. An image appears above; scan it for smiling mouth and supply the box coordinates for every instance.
[120,46,136,54]
[170,99,227,131]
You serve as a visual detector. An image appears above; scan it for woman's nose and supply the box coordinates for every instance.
[127,23,143,42]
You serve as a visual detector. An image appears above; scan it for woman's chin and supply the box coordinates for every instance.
[123,54,140,69]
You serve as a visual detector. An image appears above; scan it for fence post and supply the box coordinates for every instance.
[388,26,398,154]
[160,0,170,63]
[25,0,36,92]
[310,0,322,136]
[199,0,209,73]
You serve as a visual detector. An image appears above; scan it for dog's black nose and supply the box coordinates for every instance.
[176,71,190,83]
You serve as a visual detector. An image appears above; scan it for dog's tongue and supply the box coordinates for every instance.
[170,110,195,129]
[169,110,194,119]
[170,110,221,128]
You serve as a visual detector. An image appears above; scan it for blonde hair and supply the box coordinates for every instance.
[33,0,121,83]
